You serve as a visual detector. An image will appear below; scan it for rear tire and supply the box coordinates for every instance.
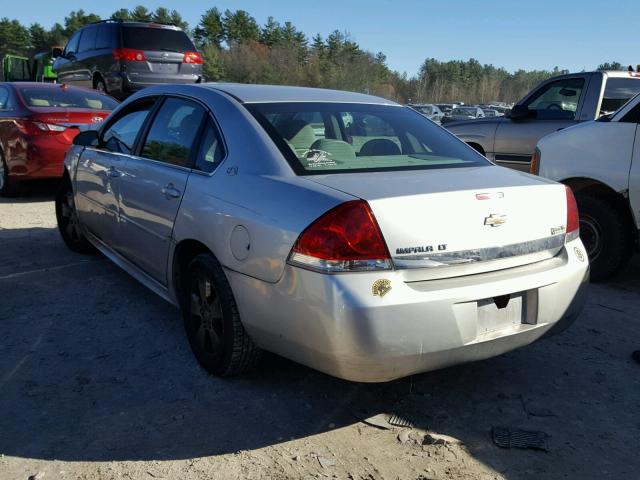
[575,193,632,281]
[94,77,107,94]
[182,254,262,376]
[55,178,95,254]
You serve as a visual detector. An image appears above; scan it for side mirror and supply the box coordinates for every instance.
[51,47,64,59]
[508,104,531,120]
[73,130,100,147]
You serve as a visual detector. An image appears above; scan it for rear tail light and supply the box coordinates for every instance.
[565,185,580,242]
[15,119,67,136]
[112,48,146,62]
[288,200,392,273]
[182,51,203,65]
[530,147,541,175]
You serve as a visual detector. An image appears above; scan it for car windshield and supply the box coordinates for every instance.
[247,102,490,175]
[122,26,195,52]
[452,108,477,116]
[19,87,118,110]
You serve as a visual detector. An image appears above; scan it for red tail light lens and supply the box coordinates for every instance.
[183,51,203,64]
[15,119,67,136]
[565,186,580,242]
[112,48,146,62]
[288,200,392,272]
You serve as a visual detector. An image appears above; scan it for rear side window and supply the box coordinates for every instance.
[95,24,118,49]
[195,120,225,173]
[78,26,97,52]
[18,87,118,110]
[141,98,205,167]
[122,27,194,52]
[601,78,640,115]
[102,101,155,154]
[247,102,490,175]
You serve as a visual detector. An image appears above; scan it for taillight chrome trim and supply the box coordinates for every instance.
[288,252,392,274]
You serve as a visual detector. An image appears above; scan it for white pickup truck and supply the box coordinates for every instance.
[448,71,640,172]
[533,93,640,280]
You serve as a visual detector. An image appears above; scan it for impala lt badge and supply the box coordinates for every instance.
[484,213,507,227]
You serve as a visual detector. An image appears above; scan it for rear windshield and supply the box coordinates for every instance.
[19,88,118,110]
[601,77,640,114]
[247,102,490,175]
[122,26,195,52]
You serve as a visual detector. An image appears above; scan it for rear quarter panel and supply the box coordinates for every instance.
[445,119,500,158]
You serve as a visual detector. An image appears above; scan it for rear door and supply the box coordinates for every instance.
[74,98,156,245]
[494,76,588,170]
[116,96,207,284]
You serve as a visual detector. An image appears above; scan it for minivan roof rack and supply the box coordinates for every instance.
[90,19,179,27]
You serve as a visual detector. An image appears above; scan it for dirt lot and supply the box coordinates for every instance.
[1,184,639,480]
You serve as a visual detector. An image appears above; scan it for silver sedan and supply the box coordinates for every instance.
[56,84,589,382]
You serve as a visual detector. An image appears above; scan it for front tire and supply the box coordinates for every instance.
[55,179,95,254]
[183,254,262,376]
[576,193,632,281]
[94,77,107,94]
[0,155,18,197]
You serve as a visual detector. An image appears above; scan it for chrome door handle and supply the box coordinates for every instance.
[107,167,120,178]
[161,183,181,199]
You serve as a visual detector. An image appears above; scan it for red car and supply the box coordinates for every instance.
[0,82,118,195]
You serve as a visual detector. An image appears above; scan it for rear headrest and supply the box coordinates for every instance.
[278,120,316,150]
[359,138,401,156]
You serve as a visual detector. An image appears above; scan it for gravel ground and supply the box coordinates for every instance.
[1,184,639,480]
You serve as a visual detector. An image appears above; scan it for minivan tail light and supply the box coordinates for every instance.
[112,48,146,62]
[565,186,580,242]
[288,200,392,273]
[182,51,203,64]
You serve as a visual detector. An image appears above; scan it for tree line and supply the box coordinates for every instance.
[0,6,626,104]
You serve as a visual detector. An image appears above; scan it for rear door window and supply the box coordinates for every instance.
[95,24,118,50]
[601,78,640,115]
[195,119,225,173]
[122,27,195,52]
[141,97,206,167]
[525,78,585,120]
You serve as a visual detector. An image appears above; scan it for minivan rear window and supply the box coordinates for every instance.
[247,102,490,175]
[19,87,119,110]
[122,26,195,52]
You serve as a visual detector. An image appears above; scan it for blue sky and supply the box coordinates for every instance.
[4,0,636,75]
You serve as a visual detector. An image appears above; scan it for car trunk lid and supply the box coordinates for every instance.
[307,166,567,281]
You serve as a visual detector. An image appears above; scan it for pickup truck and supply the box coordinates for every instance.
[447,71,640,171]
[533,93,640,280]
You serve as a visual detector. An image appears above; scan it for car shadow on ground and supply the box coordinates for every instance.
[0,227,639,479]
[0,179,59,203]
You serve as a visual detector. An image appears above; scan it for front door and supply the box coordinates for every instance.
[117,96,207,284]
[74,99,156,246]
[494,77,587,171]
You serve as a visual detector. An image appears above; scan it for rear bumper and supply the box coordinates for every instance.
[105,71,202,98]
[227,238,589,382]
[9,136,72,180]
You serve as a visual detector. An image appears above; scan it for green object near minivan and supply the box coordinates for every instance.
[2,47,62,82]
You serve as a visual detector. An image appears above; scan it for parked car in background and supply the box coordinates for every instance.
[53,20,203,99]
[482,108,501,117]
[446,71,640,171]
[0,82,117,196]
[408,103,444,123]
[56,83,588,382]
[435,103,460,116]
[441,106,485,125]
[533,92,640,280]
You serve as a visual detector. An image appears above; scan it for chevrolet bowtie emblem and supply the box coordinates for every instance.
[484,213,507,227]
